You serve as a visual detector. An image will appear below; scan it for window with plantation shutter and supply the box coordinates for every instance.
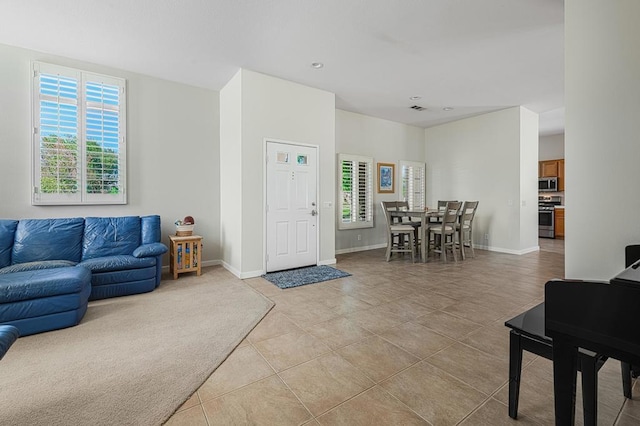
[400,160,425,210]
[338,154,374,229]
[32,62,126,205]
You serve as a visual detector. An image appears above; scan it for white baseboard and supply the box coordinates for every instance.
[475,244,540,255]
[318,258,337,266]
[219,261,263,279]
[239,269,265,279]
[335,243,387,255]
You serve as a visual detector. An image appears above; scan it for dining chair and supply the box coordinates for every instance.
[457,201,479,260]
[429,201,462,262]
[381,201,415,262]
[396,200,422,249]
[430,200,457,224]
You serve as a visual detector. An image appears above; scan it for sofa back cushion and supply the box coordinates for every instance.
[0,259,77,274]
[82,216,141,260]
[0,220,19,268]
[141,215,161,244]
[12,218,85,264]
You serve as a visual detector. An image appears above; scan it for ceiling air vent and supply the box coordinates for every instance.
[410,105,426,111]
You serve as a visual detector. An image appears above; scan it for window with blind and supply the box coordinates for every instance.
[400,160,426,210]
[32,62,126,205]
[337,154,374,229]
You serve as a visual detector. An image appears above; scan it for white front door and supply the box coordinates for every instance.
[266,141,318,272]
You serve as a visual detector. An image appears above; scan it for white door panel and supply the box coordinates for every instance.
[296,220,309,253]
[275,221,289,256]
[266,142,317,272]
[274,170,290,209]
[295,172,309,209]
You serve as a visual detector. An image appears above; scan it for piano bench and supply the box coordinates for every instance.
[505,303,632,423]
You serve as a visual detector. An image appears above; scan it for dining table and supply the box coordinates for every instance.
[389,208,441,262]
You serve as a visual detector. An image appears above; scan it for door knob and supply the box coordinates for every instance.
[311,210,318,216]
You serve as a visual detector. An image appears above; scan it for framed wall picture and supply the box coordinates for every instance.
[377,162,395,193]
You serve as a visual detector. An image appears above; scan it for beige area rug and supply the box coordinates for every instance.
[0,267,273,426]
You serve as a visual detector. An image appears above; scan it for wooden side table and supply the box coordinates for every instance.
[169,235,203,280]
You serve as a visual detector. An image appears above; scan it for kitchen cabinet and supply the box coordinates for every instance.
[540,160,559,177]
[558,159,565,191]
[539,159,565,191]
[555,207,565,239]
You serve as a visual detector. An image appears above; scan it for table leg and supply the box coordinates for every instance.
[622,362,633,398]
[508,330,523,419]
[421,215,427,262]
[579,354,598,426]
[552,339,578,426]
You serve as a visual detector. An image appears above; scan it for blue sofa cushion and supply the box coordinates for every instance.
[79,255,156,273]
[133,243,168,258]
[141,215,161,244]
[90,266,156,286]
[0,266,91,304]
[0,220,18,268]
[82,217,141,260]
[0,292,90,323]
[12,218,84,264]
[0,260,76,274]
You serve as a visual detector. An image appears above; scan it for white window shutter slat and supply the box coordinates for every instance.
[400,160,425,210]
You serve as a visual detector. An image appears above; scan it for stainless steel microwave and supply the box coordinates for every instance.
[539,177,558,192]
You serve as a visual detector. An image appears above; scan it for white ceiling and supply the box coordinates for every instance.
[0,0,565,135]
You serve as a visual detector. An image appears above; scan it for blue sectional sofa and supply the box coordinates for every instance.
[0,215,167,336]
[0,325,19,360]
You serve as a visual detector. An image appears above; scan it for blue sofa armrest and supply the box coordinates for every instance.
[0,325,19,360]
[132,243,168,258]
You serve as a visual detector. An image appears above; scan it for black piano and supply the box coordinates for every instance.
[545,255,640,425]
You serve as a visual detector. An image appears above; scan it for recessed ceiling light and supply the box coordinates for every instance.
[409,96,422,101]
[443,107,454,111]
[311,62,324,69]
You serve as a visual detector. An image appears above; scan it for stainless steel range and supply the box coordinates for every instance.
[539,196,562,238]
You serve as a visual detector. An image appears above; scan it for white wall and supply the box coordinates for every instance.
[0,43,220,263]
[539,133,564,160]
[520,108,540,250]
[335,109,425,253]
[565,1,640,279]
[219,70,243,272]
[219,69,336,278]
[424,107,539,254]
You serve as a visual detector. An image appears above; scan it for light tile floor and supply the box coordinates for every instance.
[165,240,639,425]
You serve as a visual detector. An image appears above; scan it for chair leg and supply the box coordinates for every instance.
[385,236,392,261]
[409,233,415,263]
[451,233,458,262]
[438,234,446,262]
[508,330,523,419]
[459,230,466,260]
[431,232,437,260]
[442,234,448,262]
